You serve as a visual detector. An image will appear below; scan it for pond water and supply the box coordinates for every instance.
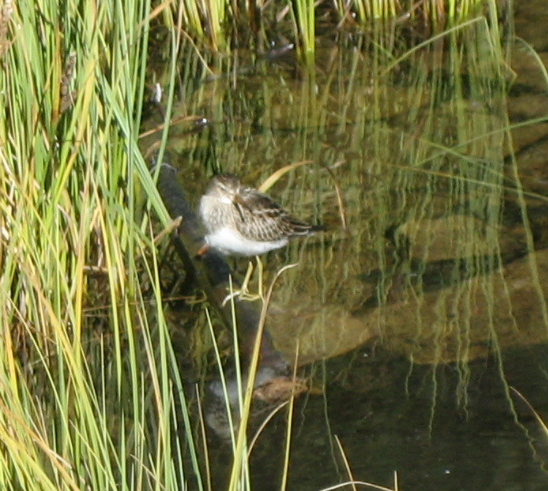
[145,2,548,490]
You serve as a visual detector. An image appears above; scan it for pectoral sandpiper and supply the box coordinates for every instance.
[198,174,322,256]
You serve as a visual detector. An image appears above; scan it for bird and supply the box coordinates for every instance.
[198,173,322,256]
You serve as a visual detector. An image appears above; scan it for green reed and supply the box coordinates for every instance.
[162,0,485,58]
[292,0,316,62]
[0,0,202,489]
[4,0,547,488]
[0,1,304,488]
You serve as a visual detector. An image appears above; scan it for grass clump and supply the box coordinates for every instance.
[0,0,203,489]
[164,0,487,58]
[0,1,303,489]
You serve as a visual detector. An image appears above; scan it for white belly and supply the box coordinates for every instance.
[206,227,287,256]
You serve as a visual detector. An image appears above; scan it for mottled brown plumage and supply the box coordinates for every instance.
[199,174,322,256]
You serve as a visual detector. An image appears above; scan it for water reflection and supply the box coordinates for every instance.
[149,35,546,365]
[145,11,548,491]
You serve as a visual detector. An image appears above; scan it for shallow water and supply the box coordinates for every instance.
[250,344,548,491]
[147,2,548,489]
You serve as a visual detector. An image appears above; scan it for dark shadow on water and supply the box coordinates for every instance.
[239,343,548,491]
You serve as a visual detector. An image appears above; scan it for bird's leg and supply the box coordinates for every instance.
[195,243,210,258]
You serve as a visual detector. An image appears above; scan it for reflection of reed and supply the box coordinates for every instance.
[267,247,548,365]
[153,19,547,368]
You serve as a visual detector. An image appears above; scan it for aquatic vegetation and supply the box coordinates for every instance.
[0,0,193,489]
[169,0,486,57]
[1,0,547,489]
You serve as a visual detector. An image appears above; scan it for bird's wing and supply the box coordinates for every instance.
[233,190,315,242]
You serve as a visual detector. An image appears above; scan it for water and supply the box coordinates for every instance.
[146,3,548,489]
[247,345,548,490]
